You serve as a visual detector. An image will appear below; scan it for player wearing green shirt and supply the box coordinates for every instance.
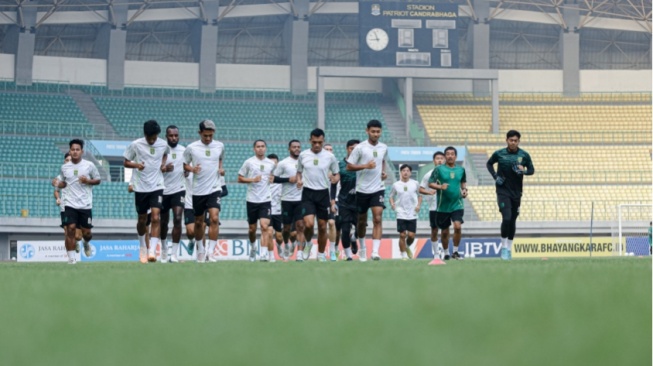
[429,146,467,260]
[486,130,535,260]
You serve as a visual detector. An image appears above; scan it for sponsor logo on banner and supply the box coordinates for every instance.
[81,241,139,262]
[17,241,79,262]
[413,238,501,259]
[512,237,617,258]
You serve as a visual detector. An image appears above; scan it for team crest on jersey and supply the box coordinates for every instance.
[517,157,523,163]
[450,172,455,179]
[403,186,407,191]
[313,159,318,166]
[260,165,264,171]
[149,147,155,155]
[205,150,211,157]
[73,170,78,176]
[172,153,176,159]
[373,151,378,158]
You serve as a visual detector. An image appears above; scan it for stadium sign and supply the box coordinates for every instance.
[17,241,80,262]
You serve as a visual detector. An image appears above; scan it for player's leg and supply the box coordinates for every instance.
[498,195,514,260]
[370,206,384,260]
[184,209,196,255]
[294,217,305,261]
[169,205,183,262]
[149,207,162,262]
[328,215,337,261]
[451,210,465,259]
[63,208,78,263]
[506,199,520,260]
[405,219,417,259]
[260,217,273,262]
[301,194,318,260]
[355,192,370,261]
[304,214,316,256]
[137,212,149,263]
[316,217,328,261]
[429,211,441,258]
[206,207,220,262]
[437,212,452,260]
[398,222,407,258]
[340,213,353,260]
[159,195,171,262]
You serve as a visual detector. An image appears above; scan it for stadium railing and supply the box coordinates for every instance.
[0,120,97,138]
[429,131,652,145]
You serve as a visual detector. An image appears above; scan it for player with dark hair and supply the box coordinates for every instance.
[429,146,467,260]
[486,130,535,260]
[239,140,276,262]
[124,120,169,263]
[52,139,101,264]
[159,125,186,263]
[183,120,225,263]
[347,119,388,261]
[297,128,340,262]
[273,140,304,260]
[390,164,421,260]
[419,151,446,260]
[54,152,84,255]
[332,139,360,261]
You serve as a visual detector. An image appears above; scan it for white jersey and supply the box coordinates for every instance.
[420,168,439,212]
[390,179,420,220]
[123,137,170,193]
[183,140,225,196]
[163,144,186,195]
[274,156,302,202]
[297,149,339,191]
[184,173,194,209]
[238,156,276,203]
[347,140,388,194]
[58,159,101,210]
[270,183,282,215]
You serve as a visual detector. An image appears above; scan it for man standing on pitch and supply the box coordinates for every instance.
[429,147,467,260]
[52,139,101,264]
[183,120,225,263]
[390,164,421,260]
[159,125,186,263]
[347,120,388,261]
[419,151,445,259]
[486,130,535,260]
[124,120,170,263]
[273,140,305,261]
[333,139,360,261]
[296,129,340,262]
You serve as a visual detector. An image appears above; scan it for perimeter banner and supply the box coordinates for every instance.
[512,237,618,258]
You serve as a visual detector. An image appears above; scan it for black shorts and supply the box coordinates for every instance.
[247,201,271,225]
[435,210,464,230]
[184,209,211,226]
[162,190,185,212]
[301,188,330,221]
[135,189,163,215]
[336,205,357,231]
[63,207,93,229]
[193,191,221,217]
[282,200,303,225]
[429,211,438,229]
[356,190,386,214]
[497,194,521,221]
[60,212,65,228]
[397,219,417,233]
[328,212,336,221]
[271,214,283,232]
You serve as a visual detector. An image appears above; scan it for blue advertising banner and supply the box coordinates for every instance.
[81,240,140,262]
[359,1,459,68]
[626,237,651,256]
[415,237,501,259]
[89,140,131,157]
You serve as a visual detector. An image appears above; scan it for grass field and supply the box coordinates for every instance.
[1,258,650,366]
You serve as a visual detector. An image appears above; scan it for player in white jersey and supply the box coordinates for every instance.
[389,165,422,260]
[51,139,101,264]
[123,120,170,263]
[266,154,287,260]
[159,125,186,263]
[183,120,225,263]
[272,140,304,261]
[346,119,388,261]
[296,129,340,262]
[53,152,83,254]
[419,151,445,260]
[182,172,209,258]
[323,143,339,261]
[238,140,276,262]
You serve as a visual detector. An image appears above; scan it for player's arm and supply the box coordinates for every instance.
[419,187,435,195]
[486,152,499,180]
[389,186,396,210]
[381,159,387,180]
[80,165,101,186]
[461,170,468,198]
[346,147,372,171]
[53,189,60,204]
[415,192,422,212]
[237,162,259,184]
[52,173,66,189]
[428,169,446,190]
[522,154,535,176]
[123,143,144,170]
[219,150,225,176]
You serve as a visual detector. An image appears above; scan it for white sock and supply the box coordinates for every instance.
[431,240,438,256]
[453,245,459,253]
[372,239,381,254]
[208,240,217,256]
[507,239,513,250]
[172,242,180,256]
[502,237,509,249]
[138,235,146,248]
[401,252,408,259]
[150,237,159,253]
[67,251,75,260]
[269,251,275,259]
[249,241,257,255]
[260,246,269,257]
[358,237,366,249]
[329,241,336,252]
[345,247,353,258]
[196,241,205,253]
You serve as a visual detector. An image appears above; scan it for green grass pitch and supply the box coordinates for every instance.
[1,258,650,366]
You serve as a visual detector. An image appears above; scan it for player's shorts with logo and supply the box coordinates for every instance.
[192,190,221,217]
[282,200,303,225]
[356,190,385,213]
[135,189,163,215]
[301,188,330,221]
[63,206,93,229]
[247,201,271,225]
[184,209,211,226]
[162,190,185,212]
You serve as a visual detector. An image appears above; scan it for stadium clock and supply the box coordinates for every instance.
[365,28,389,51]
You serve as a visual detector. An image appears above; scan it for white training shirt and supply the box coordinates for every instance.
[297,149,339,191]
[420,168,439,212]
[270,183,282,215]
[238,156,276,203]
[163,144,186,195]
[274,156,302,202]
[184,173,194,209]
[183,140,225,197]
[123,137,170,193]
[346,140,388,194]
[390,179,420,220]
[58,159,101,210]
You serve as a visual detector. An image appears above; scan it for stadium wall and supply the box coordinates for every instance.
[1,54,650,92]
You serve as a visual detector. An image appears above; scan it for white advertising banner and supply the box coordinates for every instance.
[17,241,80,262]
